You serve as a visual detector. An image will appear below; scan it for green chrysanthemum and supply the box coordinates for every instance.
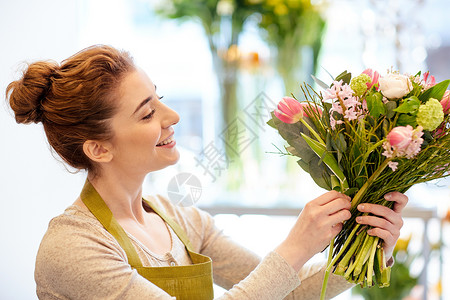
[350,74,371,97]
[416,98,444,131]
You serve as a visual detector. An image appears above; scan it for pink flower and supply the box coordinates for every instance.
[387,126,413,152]
[423,71,436,90]
[323,80,354,101]
[434,123,447,138]
[362,68,380,90]
[274,97,308,124]
[274,97,322,124]
[382,125,424,170]
[388,161,399,172]
[441,90,450,114]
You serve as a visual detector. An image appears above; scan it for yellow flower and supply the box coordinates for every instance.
[286,0,300,8]
[434,280,442,296]
[246,0,264,4]
[394,234,411,252]
[266,0,282,7]
[274,3,288,15]
[225,45,240,62]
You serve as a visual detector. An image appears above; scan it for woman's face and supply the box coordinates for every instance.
[106,68,180,176]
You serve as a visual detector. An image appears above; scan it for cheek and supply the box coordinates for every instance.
[115,125,161,153]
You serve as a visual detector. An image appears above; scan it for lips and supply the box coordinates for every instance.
[156,134,175,146]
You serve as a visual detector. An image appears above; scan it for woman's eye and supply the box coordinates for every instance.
[142,110,155,120]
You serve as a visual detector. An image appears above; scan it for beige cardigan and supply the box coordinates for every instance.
[35,195,353,299]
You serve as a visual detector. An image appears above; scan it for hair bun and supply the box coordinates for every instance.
[6,61,59,124]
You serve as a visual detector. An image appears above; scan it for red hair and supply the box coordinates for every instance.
[6,45,136,174]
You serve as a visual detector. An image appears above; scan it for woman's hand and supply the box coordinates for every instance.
[355,191,408,262]
[276,191,351,272]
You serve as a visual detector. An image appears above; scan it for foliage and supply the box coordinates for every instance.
[268,69,450,299]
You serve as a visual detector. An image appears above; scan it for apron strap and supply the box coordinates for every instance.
[143,197,195,252]
[80,180,143,267]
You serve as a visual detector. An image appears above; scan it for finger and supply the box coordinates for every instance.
[322,197,351,215]
[367,227,397,250]
[313,190,351,206]
[328,209,352,227]
[330,222,344,237]
[385,192,408,213]
[357,203,402,226]
[356,214,398,234]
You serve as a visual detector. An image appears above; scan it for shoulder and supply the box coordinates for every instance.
[39,205,119,243]
[36,205,127,278]
[35,206,162,299]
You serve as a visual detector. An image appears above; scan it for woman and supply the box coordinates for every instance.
[6,45,407,299]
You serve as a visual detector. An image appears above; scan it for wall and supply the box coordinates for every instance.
[0,1,83,299]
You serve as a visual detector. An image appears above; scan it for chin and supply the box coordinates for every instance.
[168,151,181,165]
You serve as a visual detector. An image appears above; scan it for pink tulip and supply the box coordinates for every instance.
[383,125,423,163]
[441,90,450,114]
[423,71,436,89]
[362,68,380,90]
[387,126,413,152]
[274,97,308,124]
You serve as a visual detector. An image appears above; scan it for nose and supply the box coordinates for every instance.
[160,102,180,128]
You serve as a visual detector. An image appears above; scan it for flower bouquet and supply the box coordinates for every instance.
[267,69,450,299]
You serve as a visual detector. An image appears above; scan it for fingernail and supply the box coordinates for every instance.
[385,193,392,200]
[356,216,362,223]
[358,204,365,211]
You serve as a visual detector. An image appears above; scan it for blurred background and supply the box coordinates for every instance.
[1,0,449,299]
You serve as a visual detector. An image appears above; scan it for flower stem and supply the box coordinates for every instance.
[353,235,373,276]
[320,239,335,300]
[366,237,379,286]
[351,158,391,209]
[334,230,364,275]
[320,224,360,300]
[299,118,325,145]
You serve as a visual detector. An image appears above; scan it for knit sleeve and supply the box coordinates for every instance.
[156,197,354,300]
[35,212,175,300]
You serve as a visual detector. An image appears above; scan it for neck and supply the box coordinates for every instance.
[87,171,147,225]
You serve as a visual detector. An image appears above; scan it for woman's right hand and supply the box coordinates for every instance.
[275,191,351,272]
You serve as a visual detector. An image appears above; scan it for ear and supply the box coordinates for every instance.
[83,140,113,163]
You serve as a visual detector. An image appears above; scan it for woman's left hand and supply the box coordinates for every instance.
[355,191,408,262]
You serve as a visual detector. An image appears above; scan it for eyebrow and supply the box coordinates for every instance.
[132,85,157,116]
[132,96,153,116]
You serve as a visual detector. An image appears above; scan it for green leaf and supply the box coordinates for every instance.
[366,92,386,118]
[344,187,358,197]
[285,146,300,157]
[269,112,317,163]
[394,96,420,114]
[330,175,342,191]
[396,114,417,127]
[297,159,309,173]
[311,75,329,90]
[307,157,332,190]
[418,79,450,102]
[385,101,397,118]
[335,70,352,85]
[266,114,277,129]
[301,133,349,189]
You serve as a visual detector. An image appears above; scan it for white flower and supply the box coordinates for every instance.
[379,74,413,99]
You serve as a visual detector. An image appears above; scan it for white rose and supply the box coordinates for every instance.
[379,74,413,99]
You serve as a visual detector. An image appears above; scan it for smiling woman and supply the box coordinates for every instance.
[86,67,181,178]
[5,44,407,300]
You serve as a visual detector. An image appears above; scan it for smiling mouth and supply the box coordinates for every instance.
[156,135,175,146]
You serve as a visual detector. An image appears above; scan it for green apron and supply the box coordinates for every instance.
[80,180,214,300]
